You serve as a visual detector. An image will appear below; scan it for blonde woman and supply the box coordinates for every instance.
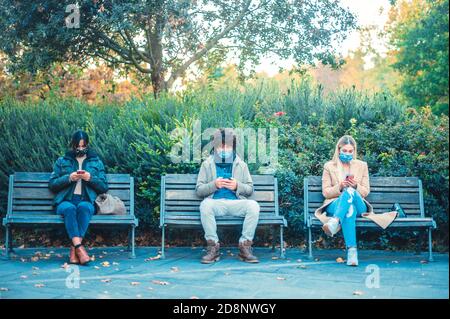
[314,135,373,266]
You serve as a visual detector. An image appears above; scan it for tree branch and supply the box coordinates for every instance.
[165,0,252,88]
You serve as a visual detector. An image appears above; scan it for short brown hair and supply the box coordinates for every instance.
[212,128,237,150]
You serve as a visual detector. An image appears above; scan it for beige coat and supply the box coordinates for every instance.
[195,155,254,199]
[314,159,373,225]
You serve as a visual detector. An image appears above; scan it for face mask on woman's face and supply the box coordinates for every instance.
[75,148,88,157]
[339,151,353,163]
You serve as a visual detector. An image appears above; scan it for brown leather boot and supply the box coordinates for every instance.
[69,246,80,264]
[201,240,220,264]
[74,245,90,265]
[239,240,259,263]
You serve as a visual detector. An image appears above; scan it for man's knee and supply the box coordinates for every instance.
[245,200,260,215]
[200,199,215,215]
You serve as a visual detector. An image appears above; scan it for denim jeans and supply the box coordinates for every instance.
[56,194,95,240]
[325,188,367,248]
[199,198,260,243]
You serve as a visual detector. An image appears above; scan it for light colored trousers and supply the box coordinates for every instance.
[199,198,260,243]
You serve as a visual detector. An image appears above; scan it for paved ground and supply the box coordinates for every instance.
[0,246,448,299]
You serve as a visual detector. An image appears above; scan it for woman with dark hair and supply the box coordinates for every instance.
[48,130,108,265]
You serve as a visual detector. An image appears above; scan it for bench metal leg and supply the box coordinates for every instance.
[271,226,276,252]
[127,227,132,251]
[279,225,285,259]
[161,225,166,259]
[308,226,313,260]
[129,225,136,259]
[428,227,434,262]
[4,225,11,259]
[415,230,423,255]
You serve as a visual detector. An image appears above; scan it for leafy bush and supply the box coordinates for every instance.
[0,80,447,251]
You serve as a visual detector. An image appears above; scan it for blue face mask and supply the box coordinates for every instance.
[218,150,233,160]
[339,151,353,163]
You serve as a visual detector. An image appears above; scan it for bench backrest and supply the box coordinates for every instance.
[304,176,425,224]
[7,172,134,217]
[160,174,278,226]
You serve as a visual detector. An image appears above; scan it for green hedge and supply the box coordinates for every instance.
[0,80,448,250]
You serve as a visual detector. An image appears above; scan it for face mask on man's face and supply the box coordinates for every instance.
[218,150,233,160]
[75,148,88,157]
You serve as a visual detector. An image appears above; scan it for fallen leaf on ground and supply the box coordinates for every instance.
[145,254,161,261]
[170,267,179,272]
[32,266,39,270]
[314,258,320,262]
[152,280,169,285]
[31,257,39,262]
[20,275,28,279]
[34,283,45,288]
[101,261,110,267]
[101,279,111,283]
[420,260,428,264]
[130,282,140,286]
[336,257,345,263]
[392,260,399,264]
[271,256,279,260]
[353,291,364,296]
[0,287,9,291]
[276,277,286,281]
[94,266,100,270]
[298,265,307,269]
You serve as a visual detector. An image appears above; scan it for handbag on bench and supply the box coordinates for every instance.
[95,193,126,215]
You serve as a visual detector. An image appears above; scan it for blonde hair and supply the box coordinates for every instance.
[332,135,357,181]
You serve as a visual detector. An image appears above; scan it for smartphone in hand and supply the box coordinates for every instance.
[77,170,86,175]
[345,174,354,181]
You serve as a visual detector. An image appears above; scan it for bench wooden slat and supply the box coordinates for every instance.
[165,189,275,201]
[13,172,131,183]
[306,176,420,187]
[306,191,420,204]
[309,217,435,228]
[164,173,275,185]
[13,188,130,200]
[164,184,275,191]
[13,182,131,190]
[307,186,420,193]
[165,206,275,212]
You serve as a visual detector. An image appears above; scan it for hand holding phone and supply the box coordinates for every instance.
[77,170,86,175]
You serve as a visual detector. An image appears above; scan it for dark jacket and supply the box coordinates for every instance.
[48,149,108,206]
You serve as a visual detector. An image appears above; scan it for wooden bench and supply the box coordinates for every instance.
[2,172,139,258]
[304,176,437,261]
[159,174,287,258]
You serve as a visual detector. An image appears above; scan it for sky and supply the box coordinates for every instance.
[254,0,393,76]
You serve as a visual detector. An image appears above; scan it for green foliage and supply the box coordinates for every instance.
[387,0,449,114]
[0,80,448,250]
[0,0,356,93]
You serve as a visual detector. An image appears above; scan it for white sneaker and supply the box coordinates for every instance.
[322,217,340,237]
[347,247,358,266]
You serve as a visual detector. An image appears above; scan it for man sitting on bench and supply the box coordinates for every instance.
[196,128,260,264]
